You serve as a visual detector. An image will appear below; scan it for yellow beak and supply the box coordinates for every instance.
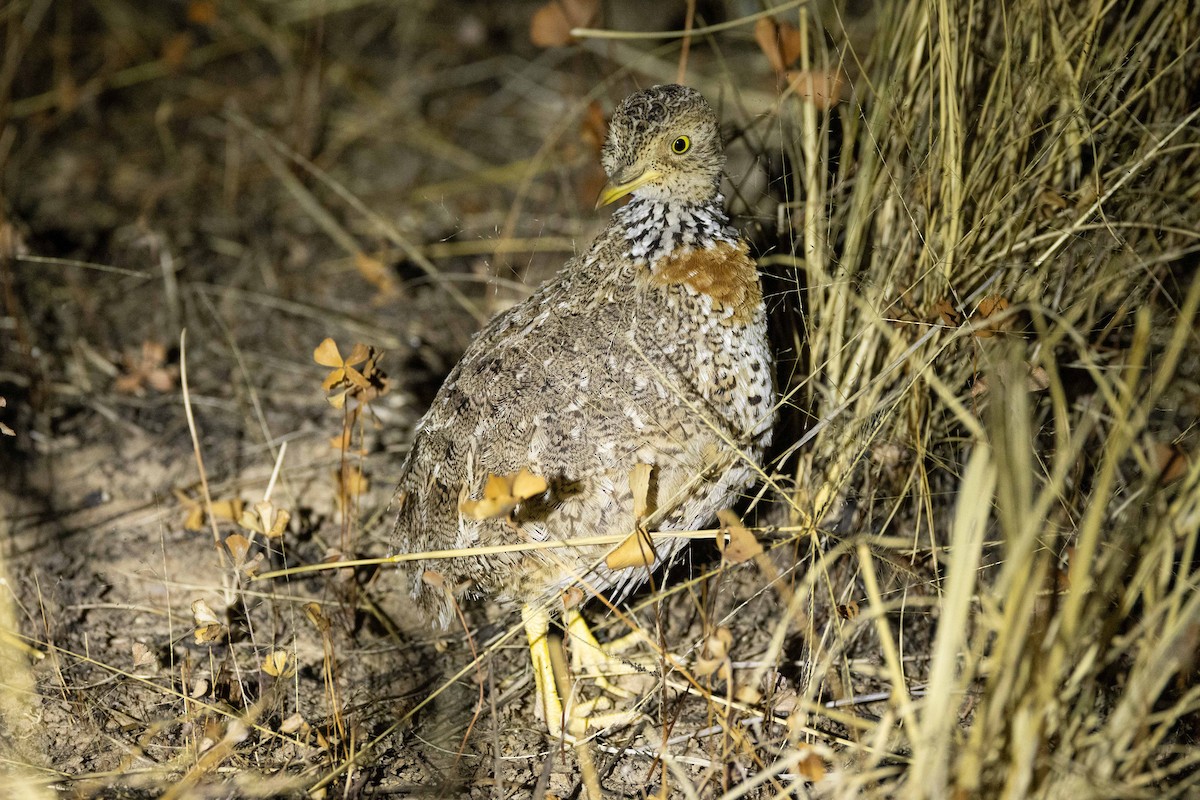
[596,168,663,208]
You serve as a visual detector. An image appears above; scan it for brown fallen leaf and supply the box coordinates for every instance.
[716,509,763,564]
[695,626,733,679]
[605,529,658,570]
[261,650,296,679]
[973,294,1012,338]
[785,69,847,109]
[934,298,962,327]
[459,468,548,520]
[353,250,399,296]
[239,499,290,539]
[529,0,598,48]
[754,17,802,75]
[114,340,178,395]
[191,599,226,645]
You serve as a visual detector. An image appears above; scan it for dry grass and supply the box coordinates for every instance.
[1,0,1198,798]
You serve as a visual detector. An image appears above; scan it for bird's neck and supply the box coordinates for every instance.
[612,195,738,270]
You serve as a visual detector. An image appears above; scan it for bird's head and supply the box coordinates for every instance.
[598,84,724,208]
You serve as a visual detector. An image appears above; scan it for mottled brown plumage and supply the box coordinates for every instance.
[391,86,774,700]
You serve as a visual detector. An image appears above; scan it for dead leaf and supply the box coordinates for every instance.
[459,468,548,520]
[694,626,733,679]
[280,713,309,736]
[0,396,13,437]
[315,338,388,408]
[224,533,251,565]
[191,599,226,645]
[304,602,331,633]
[1027,365,1050,392]
[716,509,762,564]
[629,463,653,520]
[334,466,369,509]
[973,295,1012,338]
[131,642,157,671]
[161,32,193,71]
[175,490,244,532]
[580,100,607,156]
[114,340,178,396]
[934,299,962,327]
[261,650,296,679]
[530,0,598,48]
[754,17,802,75]
[239,500,290,539]
[797,747,827,782]
[353,250,399,296]
[785,69,846,109]
[187,0,218,25]
[1153,441,1190,486]
[605,529,658,570]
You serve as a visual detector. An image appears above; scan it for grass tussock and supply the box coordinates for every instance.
[766,0,1200,796]
[1,0,1198,797]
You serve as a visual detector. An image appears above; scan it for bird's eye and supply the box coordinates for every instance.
[671,136,691,154]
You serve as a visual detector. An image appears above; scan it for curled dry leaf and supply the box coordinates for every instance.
[529,0,598,48]
[334,466,369,511]
[304,602,331,633]
[797,747,828,782]
[754,17,802,75]
[716,509,763,564]
[328,427,368,456]
[785,69,847,109]
[562,586,585,610]
[280,713,310,736]
[261,650,296,678]
[224,533,251,563]
[970,361,1050,399]
[315,337,387,408]
[114,340,178,395]
[186,0,218,25]
[175,489,244,532]
[580,100,607,156]
[628,462,653,520]
[1153,441,1190,486]
[459,468,548,520]
[191,599,226,645]
[695,626,733,679]
[353,250,398,296]
[934,298,962,327]
[239,500,290,539]
[605,528,657,570]
[131,642,158,671]
[0,396,13,436]
[973,295,1012,338]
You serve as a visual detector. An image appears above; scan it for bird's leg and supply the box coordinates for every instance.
[522,603,567,740]
[523,603,645,740]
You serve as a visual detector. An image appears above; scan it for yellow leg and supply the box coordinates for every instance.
[522,603,566,740]
[523,604,646,741]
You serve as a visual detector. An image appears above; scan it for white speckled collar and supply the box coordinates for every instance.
[613,194,738,268]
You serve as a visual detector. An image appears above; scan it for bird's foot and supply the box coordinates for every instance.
[522,604,647,742]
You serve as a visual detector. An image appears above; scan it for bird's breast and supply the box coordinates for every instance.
[646,240,762,325]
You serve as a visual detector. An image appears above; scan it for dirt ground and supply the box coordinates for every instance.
[6,1,1199,799]
[0,3,878,797]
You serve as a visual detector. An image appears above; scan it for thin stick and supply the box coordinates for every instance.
[571,0,810,41]
[676,0,697,85]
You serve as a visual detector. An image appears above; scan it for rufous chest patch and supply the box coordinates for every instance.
[649,241,762,324]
